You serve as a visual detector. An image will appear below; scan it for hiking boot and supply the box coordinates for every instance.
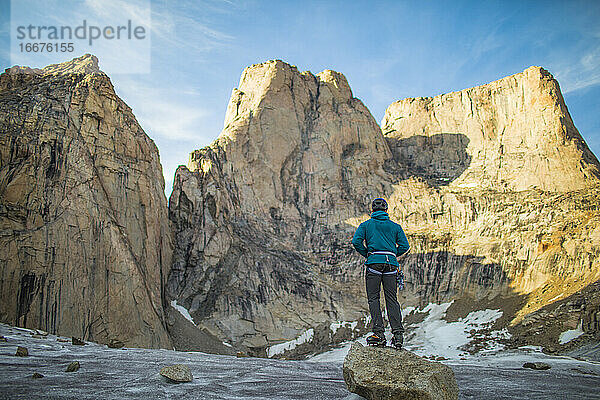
[391,334,403,349]
[366,333,386,347]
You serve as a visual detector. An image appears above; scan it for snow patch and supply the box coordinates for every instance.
[548,294,563,302]
[402,306,416,316]
[170,300,195,326]
[309,302,509,363]
[518,345,544,352]
[559,326,584,344]
[330,321,358,335]
[454,182,478,188]
[267,329,314,358]
[407,303,506,358]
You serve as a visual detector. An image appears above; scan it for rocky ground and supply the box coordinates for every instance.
[1,323,599,399]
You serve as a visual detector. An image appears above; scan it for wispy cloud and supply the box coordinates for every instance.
[555,43,600,94]
[552,24,600,94]
[114,79,212,141]
[149,0,235,53]
[137,99,208,141]
[84,0,151,26]
[111,77,221,195]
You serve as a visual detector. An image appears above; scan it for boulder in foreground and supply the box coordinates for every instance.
[65,361,80,372]
[159,364,193,383]
[523,362,551,370]
[343,342,458,400]
[15,346,28,357]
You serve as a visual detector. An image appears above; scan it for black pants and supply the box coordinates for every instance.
[366,263,404,337]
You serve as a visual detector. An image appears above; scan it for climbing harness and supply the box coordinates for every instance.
[397,269,405,291]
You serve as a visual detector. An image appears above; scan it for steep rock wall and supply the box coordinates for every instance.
[0,55,172,348]
[381,66,600,191]
[168,61,600,355]
[168,60,392,350]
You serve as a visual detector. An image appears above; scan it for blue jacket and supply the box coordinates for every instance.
[351,211,410,267]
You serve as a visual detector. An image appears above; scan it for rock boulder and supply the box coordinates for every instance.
[343,342,458,400]
[159,364,193,383]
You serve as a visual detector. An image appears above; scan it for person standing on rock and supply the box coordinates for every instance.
[351,198,410,348]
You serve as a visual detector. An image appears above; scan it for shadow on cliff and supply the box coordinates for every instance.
[384,133,471,186]
[396,250,516,305]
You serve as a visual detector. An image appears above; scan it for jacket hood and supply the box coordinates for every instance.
[371,211,390,220]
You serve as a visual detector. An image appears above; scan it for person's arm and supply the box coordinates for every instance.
[396,224,410,256]
[352,223,368,258]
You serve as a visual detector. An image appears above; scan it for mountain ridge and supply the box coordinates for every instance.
[168,58,600,356]
[1,55,598,358]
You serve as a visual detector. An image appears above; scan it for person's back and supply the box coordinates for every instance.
[352,198,409,348]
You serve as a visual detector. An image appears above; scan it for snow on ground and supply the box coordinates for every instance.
[266,328,314,358]
[549,294,564,302]
[170,300,195,325]
[2,323,600,399]
[330,320,358,335]
[267,316,368,358]
[560,325,585,344]
[310,302,509,363]
[408,303,508,358]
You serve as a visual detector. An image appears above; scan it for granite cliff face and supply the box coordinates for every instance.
[168,60,388,351]
[168,60,600,355]
[381,67,600,320]
[0,55,172,348]
[381,66,600,192]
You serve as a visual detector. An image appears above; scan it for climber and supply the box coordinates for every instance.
[351,198,410,348]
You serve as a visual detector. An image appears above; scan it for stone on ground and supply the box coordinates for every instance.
[523,362,551,370]
[71,337,85,346]
[15,346,28,357]
[159,364,193,383]
[343,342,458,400]
[107,339,124,349]
[66,361,80,372]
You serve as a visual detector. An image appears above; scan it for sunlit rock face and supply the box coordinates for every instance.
[168,60,390,351]
[0,55,172,348]
[381,66,600,191]
[381,67,600,325]
[169,60,600,355]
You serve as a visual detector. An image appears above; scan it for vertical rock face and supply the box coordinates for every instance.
[381,66,600,191]
[168,60,390,350]
[381,68,600,325]
[0,54,172,348]
[168,60,600,355]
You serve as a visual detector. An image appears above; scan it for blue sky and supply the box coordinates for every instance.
[1,0,599,196]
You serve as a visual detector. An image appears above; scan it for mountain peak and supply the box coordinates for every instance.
[381,66,600,192]
[4,54,101,77]
[316,69,353,101]
[43,53,100,75]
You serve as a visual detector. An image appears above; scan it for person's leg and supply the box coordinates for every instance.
[366,268,384,337]
[382,272,404,337]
